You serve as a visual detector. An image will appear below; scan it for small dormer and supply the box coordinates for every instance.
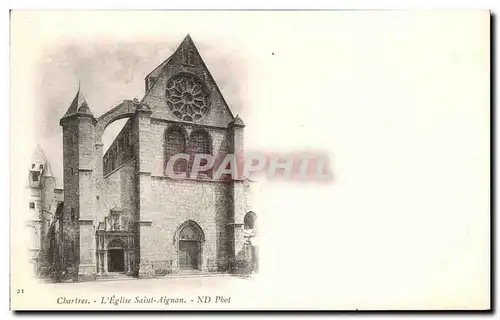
[29,145,49,187]
[29,168,41,186]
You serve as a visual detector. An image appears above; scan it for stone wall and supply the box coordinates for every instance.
[61,119,80,275]
[144,177,231,270]
[100,159,137,226]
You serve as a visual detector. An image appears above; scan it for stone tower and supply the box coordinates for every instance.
[59,89,98,281]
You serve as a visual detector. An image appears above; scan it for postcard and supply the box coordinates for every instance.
[10,10,490,311]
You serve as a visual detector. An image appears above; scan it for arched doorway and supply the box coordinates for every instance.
[175,220,205,271]
[107,239,125,273]
[244,211,258,272]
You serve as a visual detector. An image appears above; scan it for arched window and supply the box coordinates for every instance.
[188,130,212,178]
[165,126,187,174]
[113,151,117,170]
[104,157,109,175]
[244,211,257,229]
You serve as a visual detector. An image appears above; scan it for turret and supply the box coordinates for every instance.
[27,145,57,276]
[59,88,97,281]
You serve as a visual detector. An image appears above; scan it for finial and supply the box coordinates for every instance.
[76,76,81,93]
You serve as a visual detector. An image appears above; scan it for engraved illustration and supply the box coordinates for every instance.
[11,10,491,311]
[25,34,259,283]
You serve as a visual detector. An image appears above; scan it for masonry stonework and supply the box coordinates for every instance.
[39,34,257,281]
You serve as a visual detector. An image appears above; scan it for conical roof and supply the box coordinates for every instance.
[61,88,94,119]
[30,144,47,164]
[29,144,53,177]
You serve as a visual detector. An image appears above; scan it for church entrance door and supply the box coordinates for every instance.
[108,249,125,272]
[107,239,126,273]
[179,240,201,270]
[175,220,205,271]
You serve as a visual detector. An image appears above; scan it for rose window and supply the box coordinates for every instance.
[165,74,210,121]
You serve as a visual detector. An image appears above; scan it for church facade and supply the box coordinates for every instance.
[30,35,258,282]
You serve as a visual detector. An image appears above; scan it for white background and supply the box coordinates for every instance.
[2,0,497,317]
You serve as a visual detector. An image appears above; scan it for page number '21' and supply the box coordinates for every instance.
[17,289,24,294]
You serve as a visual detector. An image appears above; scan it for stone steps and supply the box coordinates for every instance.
[96,272,134,282]
[95,271,235,282]
[160,272,229,278]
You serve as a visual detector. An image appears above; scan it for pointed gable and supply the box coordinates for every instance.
[141,34,235,127]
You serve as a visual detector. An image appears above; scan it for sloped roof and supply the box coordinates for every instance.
[31,144,47,165]
[35,137,64,189]
[30,144,54,177]
[230,115,245,126]
[141,34,236,123]
[145,56,172,80]
[61,88,94,119]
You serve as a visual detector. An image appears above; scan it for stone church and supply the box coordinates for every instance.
[27,34,258,282]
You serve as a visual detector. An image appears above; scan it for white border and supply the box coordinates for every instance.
[1,1,497,319]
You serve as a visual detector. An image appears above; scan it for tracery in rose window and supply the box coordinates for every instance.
[165,73,210,122]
